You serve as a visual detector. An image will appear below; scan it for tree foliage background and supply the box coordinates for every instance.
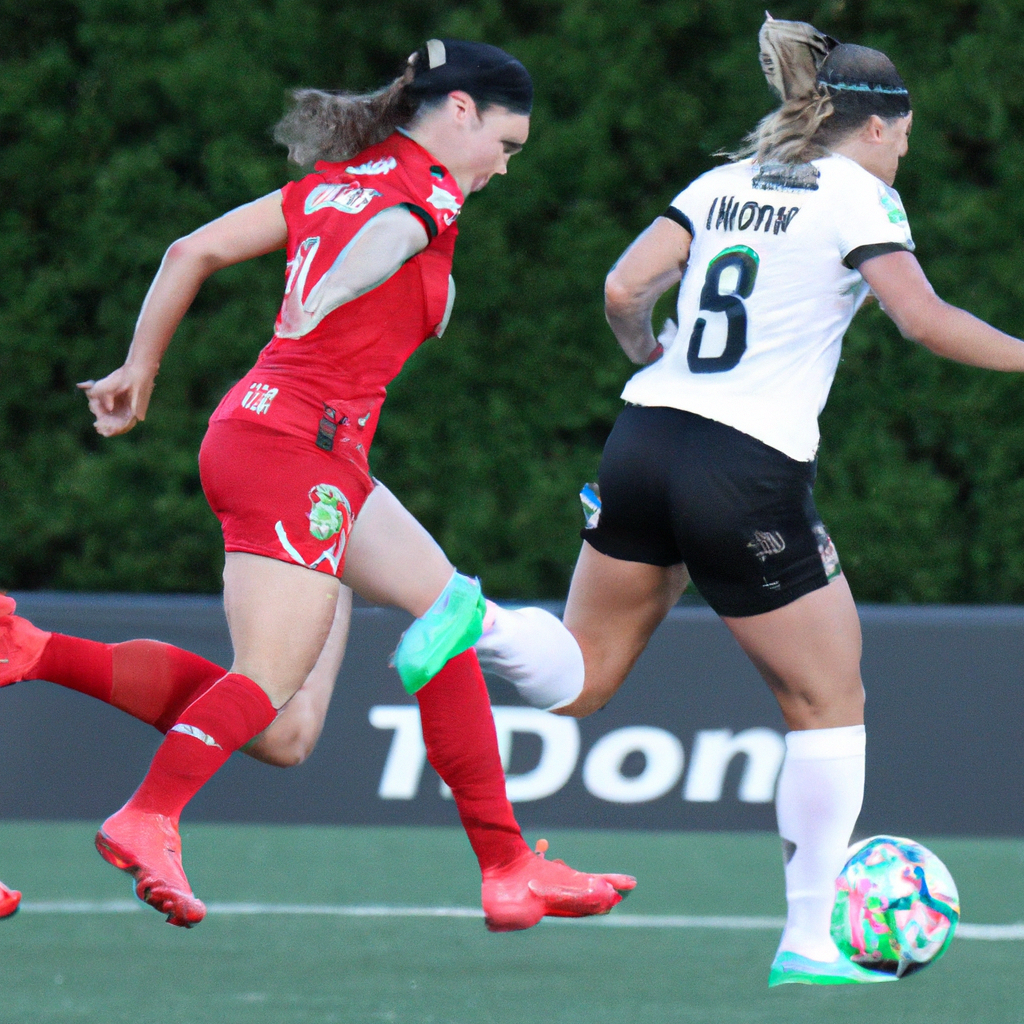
[3,0,1024,601]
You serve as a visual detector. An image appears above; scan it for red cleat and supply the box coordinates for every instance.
[0,879,21,919]
[481,839,637,932]
[95,808,206,928]
[0,595,51,687]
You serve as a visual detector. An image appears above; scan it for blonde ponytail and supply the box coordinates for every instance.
[728,16,909,166]
[729,90,834,165]
[725,14,835,165]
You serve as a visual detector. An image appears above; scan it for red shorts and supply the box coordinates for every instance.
[199,418,374,578]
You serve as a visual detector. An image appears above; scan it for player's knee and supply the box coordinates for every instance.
[256,736,314,768]
[847,681,866,715]
[275,733,316,767]
[243,704,324,767]
[392,572,486,694]
[550,681,610,719]
[475,604,586,711]
[264,742,308,769]
[818,675,865,714]
[774,676,865,730]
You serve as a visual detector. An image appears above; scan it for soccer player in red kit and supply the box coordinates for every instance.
[1,39,633,930]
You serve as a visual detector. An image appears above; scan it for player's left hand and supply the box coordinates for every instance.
[77,364,156,437]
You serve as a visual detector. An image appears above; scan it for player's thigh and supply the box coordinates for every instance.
[560,541,688,715]
[721,572,864,730]
[201,418,368,705]
[342,482,454,617]
[244,584,353,766]
[223,551,342,707]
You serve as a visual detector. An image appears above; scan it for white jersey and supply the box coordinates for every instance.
[620,154,914,461]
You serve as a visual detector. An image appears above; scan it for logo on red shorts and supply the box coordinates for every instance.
[274,484,353,575]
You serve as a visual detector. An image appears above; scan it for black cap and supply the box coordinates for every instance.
[407,39,532,115]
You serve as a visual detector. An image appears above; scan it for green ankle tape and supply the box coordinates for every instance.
[392,573,486,695]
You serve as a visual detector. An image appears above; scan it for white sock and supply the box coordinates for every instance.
[775,724,865,961]
[473,602,585,711]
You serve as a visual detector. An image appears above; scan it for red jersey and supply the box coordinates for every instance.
[210,131,463,459]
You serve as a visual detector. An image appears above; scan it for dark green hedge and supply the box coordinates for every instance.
[3,0,1024,601]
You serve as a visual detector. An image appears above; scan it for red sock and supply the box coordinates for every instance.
[33,634,224,732]
[125,673,276,822]
[416,650,529,872]
[112,641,225,732]
[34,634,113,703]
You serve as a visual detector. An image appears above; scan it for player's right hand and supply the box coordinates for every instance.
[77,364,156,437]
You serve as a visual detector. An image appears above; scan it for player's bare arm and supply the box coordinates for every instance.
[861,249,1024,370]
[80,199,430,438]
[77,192,290,437]
[604,215,690,364]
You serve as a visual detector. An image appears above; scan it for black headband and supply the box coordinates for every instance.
[407,38,533,115]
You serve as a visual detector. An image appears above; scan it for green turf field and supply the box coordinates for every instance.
[0,823,1021,1023]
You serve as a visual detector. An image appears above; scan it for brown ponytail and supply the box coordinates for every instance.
[272,61,417,167]
[273,39,532,168]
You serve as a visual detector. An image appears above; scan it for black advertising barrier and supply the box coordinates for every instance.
[1,593,1021,836]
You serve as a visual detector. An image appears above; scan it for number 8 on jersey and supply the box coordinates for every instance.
[687,245,760,374]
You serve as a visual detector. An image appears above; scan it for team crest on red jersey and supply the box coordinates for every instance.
[427,184,462,226]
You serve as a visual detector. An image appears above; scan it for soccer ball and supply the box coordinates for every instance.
[831,835,960,978]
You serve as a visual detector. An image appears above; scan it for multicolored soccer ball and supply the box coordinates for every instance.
[831,835,960,978]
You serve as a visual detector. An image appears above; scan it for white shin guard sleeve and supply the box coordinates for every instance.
[473,603,585,711]
[775,724,866,961]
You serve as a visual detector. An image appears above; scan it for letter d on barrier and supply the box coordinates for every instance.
[494,708,580,802]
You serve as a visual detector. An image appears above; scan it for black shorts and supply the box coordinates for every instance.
[581,405,841,617]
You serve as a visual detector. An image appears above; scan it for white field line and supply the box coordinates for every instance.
[14,901,1024,939]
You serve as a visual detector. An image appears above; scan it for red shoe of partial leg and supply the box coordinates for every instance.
[0,880,21,919]
[481,839,637,932]
[0,595,51,687]
[95,808,205,927]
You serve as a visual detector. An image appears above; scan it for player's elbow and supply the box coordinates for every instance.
[164,234,228,277]
[888,309,929,345]
[883,293,947,349]
[604,269,638,319]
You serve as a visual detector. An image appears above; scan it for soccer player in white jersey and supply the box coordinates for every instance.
[477,16,1024,986]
